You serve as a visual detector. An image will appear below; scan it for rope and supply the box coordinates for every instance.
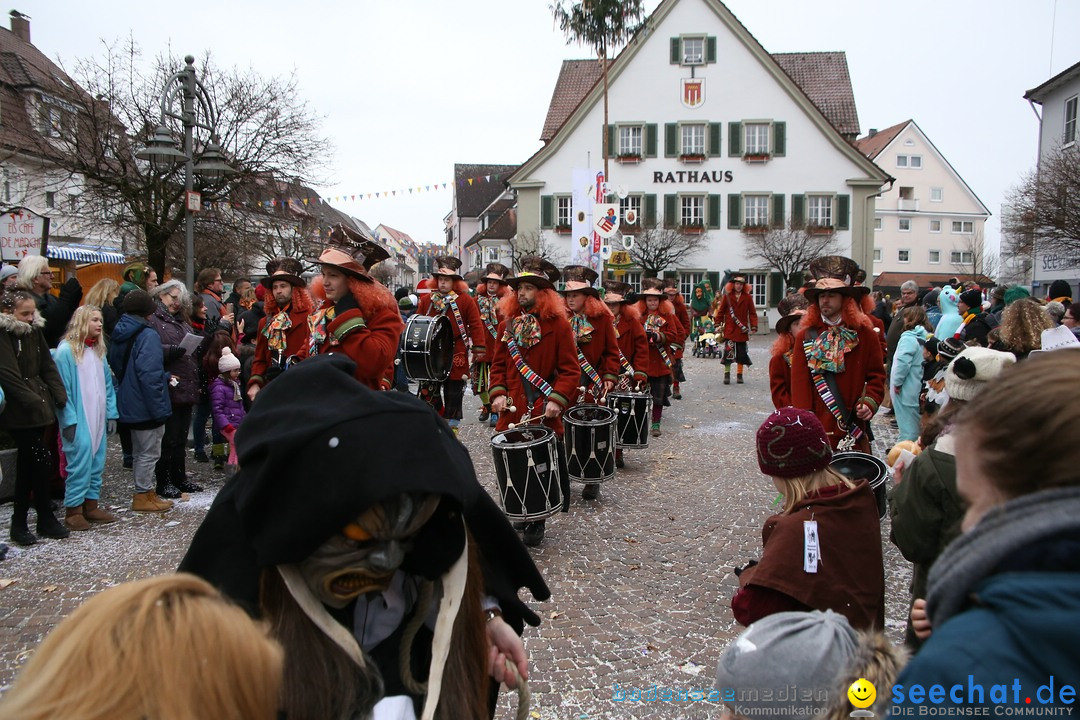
[506,660,531,720]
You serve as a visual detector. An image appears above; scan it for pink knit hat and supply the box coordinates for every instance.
[756,408,833,478]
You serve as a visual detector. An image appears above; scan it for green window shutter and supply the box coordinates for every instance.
[728,122,742,156]
[645,123,658,157]
[773,121,786,157]
[706,36,717,64]
[792,194,805,226]
[665,123,678,157]
[708,123,722,157]
[772,193,785,227]
[728,194,741,229]
[644,194,657,226]
[670,37,681,64]
[606,124,616,158]
[663,194,677,228]
[708,194,722,229]
[540,195,553,229]
[769,272,784,307]
[837,194,850,230]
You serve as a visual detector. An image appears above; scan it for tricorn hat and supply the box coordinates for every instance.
[507,256,560,291]
[481,262,511,284]
[561,264,600,298]
[318,224,389,281]
[639,277,666,297]
[602,280,634,304]
[431,255,464,281]
[259,257,306,289]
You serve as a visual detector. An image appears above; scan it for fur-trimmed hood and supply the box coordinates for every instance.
[634,297,675,317]
[498,288,564,321]
[0,310,45,335]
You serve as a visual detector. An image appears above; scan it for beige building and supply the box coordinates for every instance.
[855,120,990,282]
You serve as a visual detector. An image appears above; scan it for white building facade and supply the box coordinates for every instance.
[508,0,888,310]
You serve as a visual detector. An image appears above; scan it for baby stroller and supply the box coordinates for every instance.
[694,331,721,358]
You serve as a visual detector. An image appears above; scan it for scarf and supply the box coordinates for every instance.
[956,311,978,338]
[477,294,499,338]
[429,291,456,315]
[505,313,541,350]
[806,326,860,373]
[262,306,293,352]
[570,313,594,344]
[231,378,242,402]
[84,337,98,348]
[643,313,665,335]
[307,305,337,353]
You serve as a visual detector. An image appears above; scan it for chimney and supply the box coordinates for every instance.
[868,128,878,138]
[10,10,30,43]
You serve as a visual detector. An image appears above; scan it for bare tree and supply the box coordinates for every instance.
[506,228,566,270]
[741,219,841,288]
[26,39,331,277]
[368,261,394,287]
[950,229,999,282]
[1002,144,1080,259]
[626,219,708,278]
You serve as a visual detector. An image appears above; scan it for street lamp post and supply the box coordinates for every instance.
[137,55,232,288]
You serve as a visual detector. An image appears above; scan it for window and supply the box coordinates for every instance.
[682,36,705,65]
[680,195,704,227]
[910,155,922,168]
[874,217,882,231]
[745,124,770,155]
[68,194,78,213]
[556,196,572,228]
[486,247,499,262]
[896,154,922,168]
[929,250,941,264]
[618,125,643,157]
[951,220,974,234]
[951,250,974,264]
[899,186,915,200]
[747,273,767,307]
[681,123,705,156]
[930,187,943,202]
[899,218,912,232]
[743,195,769,228]
[680,272,704,298]
[874,248,882,262]
[898,249,911,263]
[896,155,907,168]
[930,219,942,233]
[46,191,56,209]
[1065,95,1077,145]
[807,195,833,227]
[619,194,642,228]
[623,270,642,294]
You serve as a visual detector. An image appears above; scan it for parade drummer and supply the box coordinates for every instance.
[417,256,485,435]
[488,256,580,547]
[247,257,312,403]
[474,262,511,428]
[308,224,404,390]
[635,278,685,438]
[602,279,650,469]
[662,278,690,399]
[713,272,758,385]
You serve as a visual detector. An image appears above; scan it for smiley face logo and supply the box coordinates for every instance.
[847,678,876,709]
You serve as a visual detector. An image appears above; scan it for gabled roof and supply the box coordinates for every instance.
[541,59,607,143]
[465,202,517,248]
[453,163,519,218]
[1024,59,1080,103]
[377,224,415,246]
[853,120,909,159]
[874,271,996,290]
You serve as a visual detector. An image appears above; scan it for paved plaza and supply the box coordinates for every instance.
[0,334,910,718]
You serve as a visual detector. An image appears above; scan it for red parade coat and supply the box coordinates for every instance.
[248,297,311,390]
[715,292,758,342]
[569,301,620,403]
[613,305,650,384]
[418,282,486,379]
[489,293,580,437]
[309,285,404,391]
[669,293,691,360]
[634,299,685,378]
[769,352,793,409]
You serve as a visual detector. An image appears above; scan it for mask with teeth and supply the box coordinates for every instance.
[299,493,440,607]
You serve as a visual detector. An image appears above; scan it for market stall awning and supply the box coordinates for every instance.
[46,245,126,264]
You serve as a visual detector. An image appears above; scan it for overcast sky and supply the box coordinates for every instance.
[22,0,1080,252]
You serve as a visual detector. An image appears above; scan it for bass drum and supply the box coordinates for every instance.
[563,404,617,485]
[399,314,452,382]
[491,426,563,522]
[606,391,652,449]
[830,451,889,520]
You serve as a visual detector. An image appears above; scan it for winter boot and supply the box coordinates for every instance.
[132,492,173,513]
[173,456,203,493]
[672,382,682,400]
[64,505,91,532]
[156,478,182,499]
[523,520,546,547]
[9,510,37,546]
[737,373,744,384]
[36,508,71,539]
[83,499,118,524]
[211,443,227,471]
[193,449,210,463]
[582,483,599,500]
[478,405,490,422]
[723,371,731,385]
[651,422,662,438]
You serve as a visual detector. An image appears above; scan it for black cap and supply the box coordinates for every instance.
[121,289,156,317]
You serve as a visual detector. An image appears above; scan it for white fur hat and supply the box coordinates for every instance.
[945,347,1016,402]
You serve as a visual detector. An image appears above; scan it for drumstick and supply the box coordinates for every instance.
[508,413,545,429]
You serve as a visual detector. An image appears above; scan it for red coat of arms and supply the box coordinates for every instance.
[681,78,705,109]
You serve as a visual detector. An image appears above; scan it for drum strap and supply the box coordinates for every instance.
[506,335,553,399]
[803,331,863,444]
[478,295,499,340]
[577,348,603,395]
[447,299,472,350]
[617,348,634,376]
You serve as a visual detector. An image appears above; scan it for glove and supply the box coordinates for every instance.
[62,425,76,443]
[163,346,184,363]
[733,559,758,577]
[106,420,117,436]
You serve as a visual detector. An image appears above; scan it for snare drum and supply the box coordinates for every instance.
[491,426,563,521]
[399,314,452,382]
[830,452,889,520]
[563,404,617,484]
[606,391,652,449]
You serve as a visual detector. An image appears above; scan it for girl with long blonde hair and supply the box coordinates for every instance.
[52,305,119,531]
[83,278,120,338]
[0,573,284,720]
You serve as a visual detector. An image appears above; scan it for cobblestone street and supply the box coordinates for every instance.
[0,334,910,719]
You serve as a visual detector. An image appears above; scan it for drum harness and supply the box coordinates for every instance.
[505,334,554,421]
[802,328,874,451]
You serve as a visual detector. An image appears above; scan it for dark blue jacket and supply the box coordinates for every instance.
[108,314,171,427]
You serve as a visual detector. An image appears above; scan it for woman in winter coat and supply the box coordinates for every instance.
[890,306,932,442]
[894,350,1080,709]
[209,347,245,474]
[0,291,70,545]
[52,306,119,531]
[148,280,202,498]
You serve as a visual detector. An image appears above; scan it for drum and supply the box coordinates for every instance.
[399,314,452,382]
[563,404,617,485]
[606,391,652,449]
[830,452,889,520]
[491,426,563,521]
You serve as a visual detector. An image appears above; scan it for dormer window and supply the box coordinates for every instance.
[670,36,717,66]
[682,37,704,65]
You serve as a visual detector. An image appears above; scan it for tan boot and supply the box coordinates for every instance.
[64,506,91,532]
[83,499,119,524]
[132,491,173,513]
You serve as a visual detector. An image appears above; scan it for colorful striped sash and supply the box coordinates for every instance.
[577,348,603,395]
[478,295,499,340]
[617,348,634,376]
[727,299,750,335]
[447,299,472,350]
[803,338,863,443]
[506,335,553,398]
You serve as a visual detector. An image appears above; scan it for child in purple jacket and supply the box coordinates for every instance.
[209,347,246,474]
